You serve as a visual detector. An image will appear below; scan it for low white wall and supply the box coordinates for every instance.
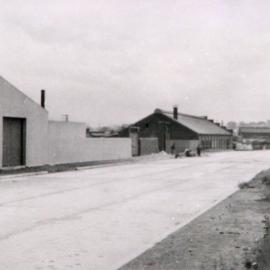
[49,120,86,140]
[48,121,131,165]
[49,138,132,165]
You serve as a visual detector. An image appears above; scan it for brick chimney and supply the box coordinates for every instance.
[41,90,46,108]
[173,106,178,120]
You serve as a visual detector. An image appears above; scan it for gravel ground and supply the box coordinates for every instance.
[119,170,270,270]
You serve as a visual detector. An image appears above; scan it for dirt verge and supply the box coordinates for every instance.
[0,159,133,176]
[118,170,270,270]
[0,152,174,176]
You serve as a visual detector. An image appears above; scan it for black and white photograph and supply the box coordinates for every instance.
[1,1,270,269]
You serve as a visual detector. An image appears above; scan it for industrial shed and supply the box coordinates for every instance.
[239,126,270,140]
[238,126,270,150]
[119,107,232,155]
[0,76,48,167]
[0,76,131,168]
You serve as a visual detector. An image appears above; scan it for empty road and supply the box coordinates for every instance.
[1,151,270,270]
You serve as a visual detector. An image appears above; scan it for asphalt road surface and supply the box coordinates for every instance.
[1,151,270,270]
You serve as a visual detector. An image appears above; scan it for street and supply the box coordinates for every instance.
[1,151,270,270]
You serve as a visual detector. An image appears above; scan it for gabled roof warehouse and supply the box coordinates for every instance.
[120,107,232,155]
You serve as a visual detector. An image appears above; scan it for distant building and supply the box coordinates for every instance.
[238,126,270,140]
[119,107,233,155]
[238,126,270,150]
[87,130,119,138]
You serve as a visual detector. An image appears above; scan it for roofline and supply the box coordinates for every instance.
[158,109,205,120]
[127,109,231,136]
[158,109,231,135]
[133,112,158,126]
[158,112,198,135]
[239,126,270,129]
[0,74,48,112]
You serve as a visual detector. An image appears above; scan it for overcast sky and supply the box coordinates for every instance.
[1,0,270,126]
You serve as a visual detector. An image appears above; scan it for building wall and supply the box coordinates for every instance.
[240,132,270,140]
[48,120,86,140]
[48,121,131,164]
[124,113,198,151]
[0,77,132,168]
[166,140,199,153]
[0,77,48,168]
[199,135,232,150]
[139,138,159,155]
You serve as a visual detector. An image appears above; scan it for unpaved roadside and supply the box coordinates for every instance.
[119,170,270,270]
[0,152,173,177]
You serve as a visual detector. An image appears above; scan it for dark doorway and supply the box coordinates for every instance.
[2,117,26,167]
[129,126,140,156]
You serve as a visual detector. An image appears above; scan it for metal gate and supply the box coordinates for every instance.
[2,117,26,167]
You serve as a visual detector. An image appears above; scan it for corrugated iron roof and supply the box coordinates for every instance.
[239,126,270,134]
[157,109,231,135]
